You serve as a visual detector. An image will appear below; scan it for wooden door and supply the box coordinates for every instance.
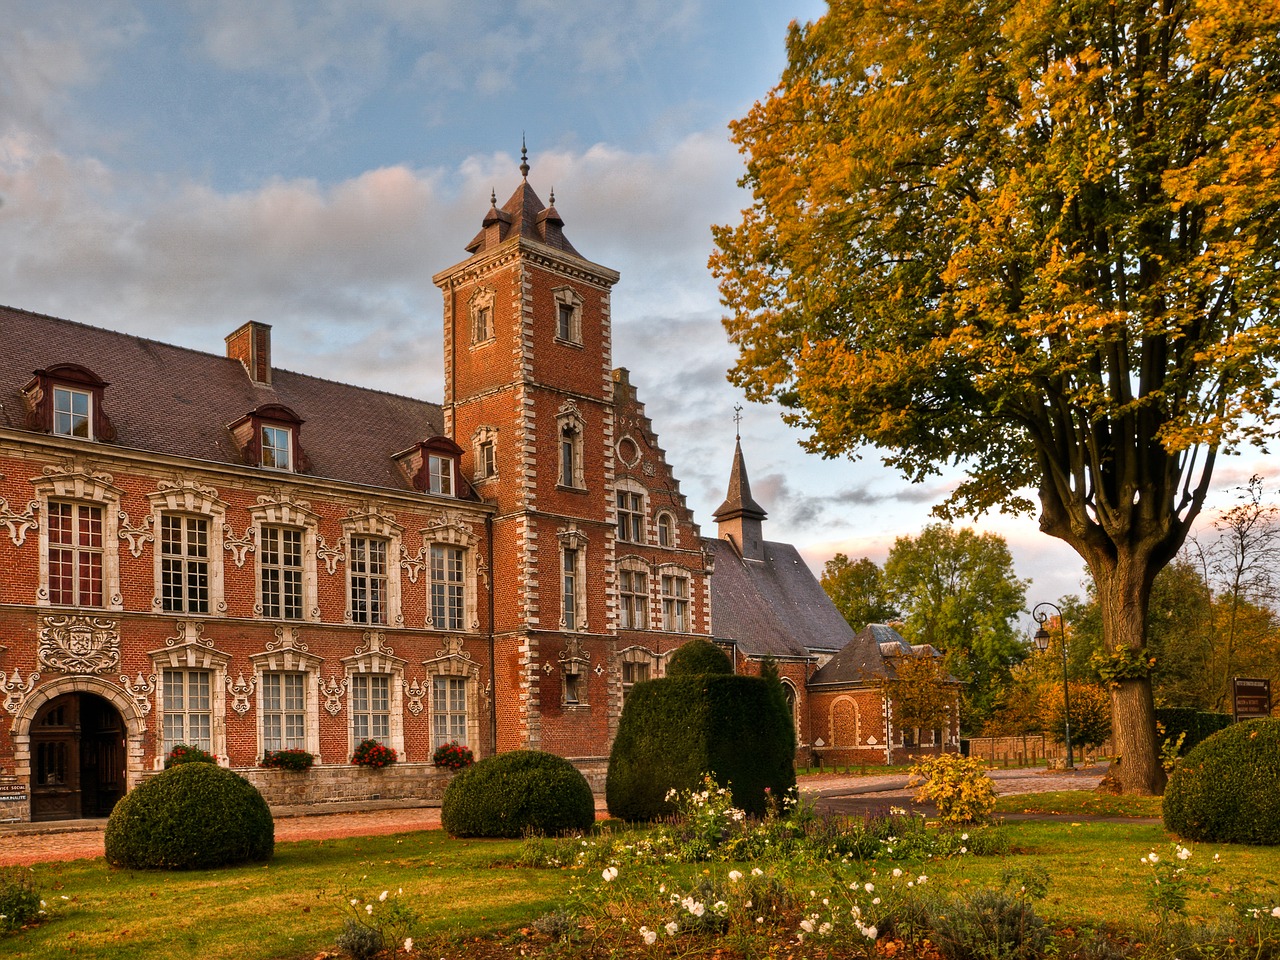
[31,695,80,821]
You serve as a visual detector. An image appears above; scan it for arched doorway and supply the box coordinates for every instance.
[30,693,126,821]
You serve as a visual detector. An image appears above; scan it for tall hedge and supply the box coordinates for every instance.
[1163,718,1280,845]
[1154,708,1231,755]
[606,673,795,821]
[665,638,733,677]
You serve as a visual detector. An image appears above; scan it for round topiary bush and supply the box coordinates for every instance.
[441,750,595,838]
[1163,718,1280,845]
[105,763,275,869]
[665,638,733,677]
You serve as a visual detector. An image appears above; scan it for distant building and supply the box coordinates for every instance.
[0,157,956,822]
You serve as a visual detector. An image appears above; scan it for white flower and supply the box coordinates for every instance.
[602,866,618,882]
[865,925,878,940]
[918,875,928,884]
[1272,906,1280,919]
[404,937,414,953]
[800,919,815,933]
[961,833,969,841]
[728,870,743,882]
[873,897,881,905]
[365,904,373,915]
[641,927,658,945]
[1177,846,1192,861]
[960,847,968,854]
[864,883,875,893]
[689,902,705,918]
[665,921,679,936]
[379,890,389,902]
[751,867,764,876]
[892,868,903,878]
[756,917,764,924]
[1148,852,1160,863]
[350,898,359,906]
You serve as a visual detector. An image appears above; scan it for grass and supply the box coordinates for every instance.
[993,789,1164,818]
[6,812,1280,959]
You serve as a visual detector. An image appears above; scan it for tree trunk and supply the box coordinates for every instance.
[1094,558,1167,795]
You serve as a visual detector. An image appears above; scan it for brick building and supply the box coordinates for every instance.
[0,160,953,822]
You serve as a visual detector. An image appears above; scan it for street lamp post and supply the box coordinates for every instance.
[1032,601,1074,770]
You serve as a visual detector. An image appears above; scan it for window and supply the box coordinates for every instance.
[621,659,650,701]
[560,423,579,487]
[562,547,580,630]
[261,672,307,751]
[619,568,648,630]
[160,515,210,614]
[260,525,303,619]
[478,439,496,479]
[429,454,454,496]
[473,304,493,343]
[657,512,675,548]
[661,572,690,632]
[260,425,292,471]
[350,674,391,745]
[553,286,582,344]
[564,668,583,704]
[53,386,92,439]
[349,536,388,625]
[47,501,103,606]
[162,668,212,752]
[433,676,467,748]
[616,490,645,543]
[430,544,465,630]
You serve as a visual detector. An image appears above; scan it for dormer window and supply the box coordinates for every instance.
[429,454,454,496]
[261,425,292,471]
[23,364,115,442]
[53,386,92,438]
[229,404,305,474]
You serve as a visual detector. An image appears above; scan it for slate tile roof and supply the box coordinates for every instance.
[807,623,941,686]
[0,305,443,492]
[707,537,855,660]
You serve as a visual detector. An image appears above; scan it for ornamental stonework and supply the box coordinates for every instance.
[38,615,121,675]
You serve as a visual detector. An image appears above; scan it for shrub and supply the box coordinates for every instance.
[1155,709,1231,755]
[351,739,397,768]
[441,750,595,838]
[431,741,474,770]
[105,763,274,869]
[910,752,996,824]
[1163,718,1280,845]
[0,867,43,933]
[929,889,1049,960]
[665,638,733,677]
[163,743,217,768]
[260,748,315,771]
[606,674,795,821]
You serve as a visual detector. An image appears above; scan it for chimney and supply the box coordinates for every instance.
[226,321,272,385]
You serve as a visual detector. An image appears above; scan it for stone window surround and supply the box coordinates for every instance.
[248,493,320,622]
[656,562,693,633]
[468,285,496,346]
[618,644,658,701]
[558,635,591,708]
[148,622,230,769]
[421,516,481,632]
[342,508,405,627]
[423,636,481,752]
[250,626,323,760]
[33,463,124,610]
[557,527,589,632]
[552,285,583,345]
[655,510,676,548]
[615,555,651,631]
[147,479,228,616]
[342,631,406,758]
[614,477,647,545]
[556,401,586,491]
[471,425,498,482]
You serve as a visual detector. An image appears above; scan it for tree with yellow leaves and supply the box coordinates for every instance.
[712,0,1280,794]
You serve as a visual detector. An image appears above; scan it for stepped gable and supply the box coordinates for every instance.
[0,305,443,491]
[808,623,913,685]
[708,538,854,659]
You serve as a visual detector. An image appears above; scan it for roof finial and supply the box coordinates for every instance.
[520,134,529,179]
[490,188,497,207]
[733,403,743,441]
[549,187,555,205]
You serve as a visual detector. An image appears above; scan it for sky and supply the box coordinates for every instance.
[2,0,1276,622]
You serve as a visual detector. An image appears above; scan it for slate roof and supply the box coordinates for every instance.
[707,537,855,660]
[808,623,914,687]
[0,305,444,492]
[465,178,582,258]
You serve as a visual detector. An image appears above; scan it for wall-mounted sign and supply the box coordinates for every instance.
[1233,677,1272,721]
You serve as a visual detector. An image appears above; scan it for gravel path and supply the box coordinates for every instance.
[0,764,1106,868]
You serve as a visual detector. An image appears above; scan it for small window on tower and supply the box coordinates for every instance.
[553,287,582,345]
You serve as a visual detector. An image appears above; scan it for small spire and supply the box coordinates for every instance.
[520,135,529,179]
[489,189,497,207]
[549,188,555,205]
[733,403,743,441]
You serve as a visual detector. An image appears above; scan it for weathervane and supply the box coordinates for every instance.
[733,403,743,440]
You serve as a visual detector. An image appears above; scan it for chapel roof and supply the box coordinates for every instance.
[807,623,939,686]
[0,305,444,492]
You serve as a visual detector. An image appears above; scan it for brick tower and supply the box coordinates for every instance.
[433,148,621,755]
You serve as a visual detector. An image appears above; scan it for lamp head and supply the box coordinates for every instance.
[1033,624,1050,653]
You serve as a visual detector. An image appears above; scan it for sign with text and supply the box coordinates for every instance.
[1233,677,1272,721]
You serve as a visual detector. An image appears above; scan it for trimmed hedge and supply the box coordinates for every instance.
[1155,708,1231,755]
[441,750,595,838]
[606,674,796,821]
[665,638,733,677]
[1163,718,1280,845]
[105,763,274,869]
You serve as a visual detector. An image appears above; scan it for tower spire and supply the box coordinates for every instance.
[520,135,530,179]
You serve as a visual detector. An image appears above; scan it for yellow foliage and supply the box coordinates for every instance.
[908,753,996,824]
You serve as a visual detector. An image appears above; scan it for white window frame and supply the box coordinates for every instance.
[343,631,406,757]
[251,627,322,760]
[424,635,481,752]
[428,454,455,496]
[420,516,480,632]
[429,543,465,631]
[147,480,227,617]
[472,425,498,482]
[617,559,650,631]
[34,466,123,610]
[149,622,229,768]
[260,424,293,471]
[52,386,93,439]
[556,401,585,490]
[656,511,675,548]
[249,494,319,622]
[558,528,588,632]
[660,567,691,633]
[615,481,646,544]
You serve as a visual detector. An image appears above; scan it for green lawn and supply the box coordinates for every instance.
[6,800,1280,959]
